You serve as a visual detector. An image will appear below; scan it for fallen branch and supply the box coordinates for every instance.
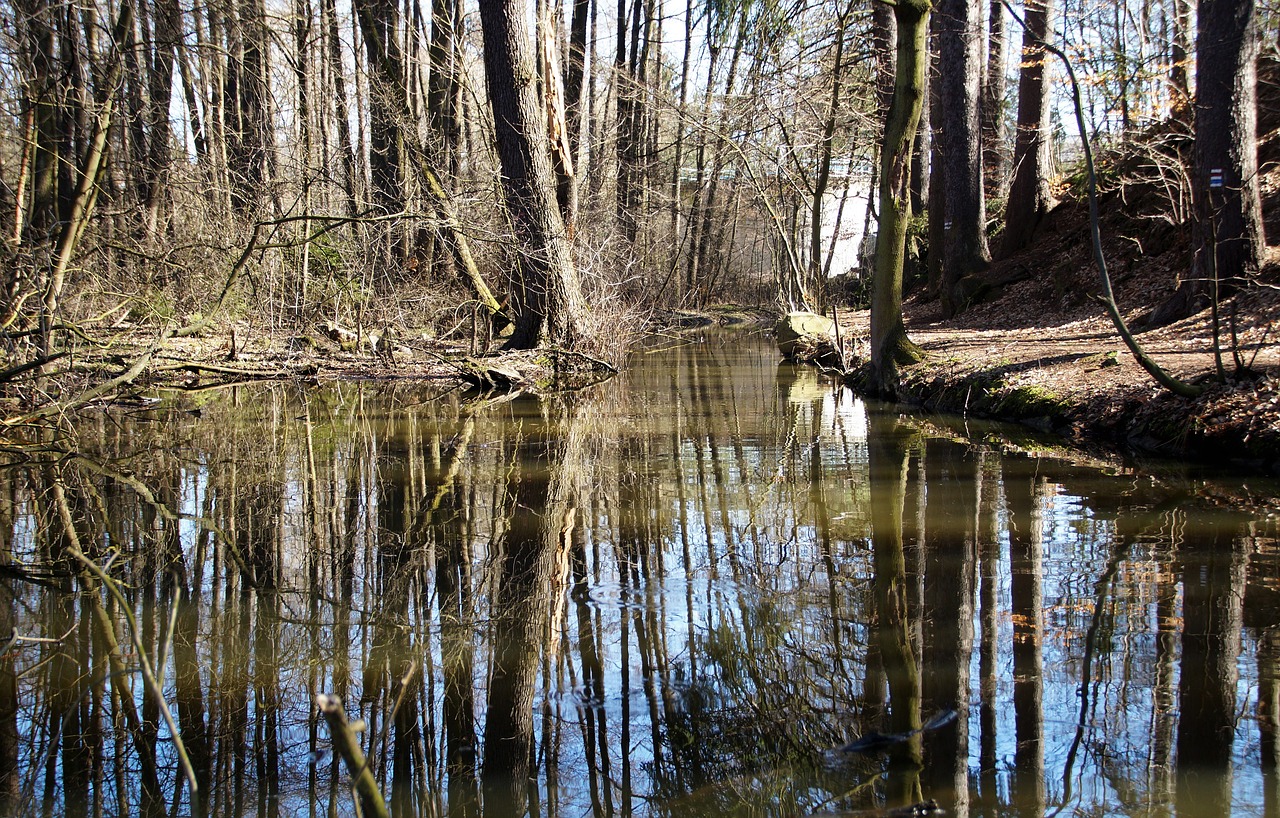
[152,360,319,380]
[0,352,68,385]
[3,329,173,426]
[1003,1,1203,399]
[316,694,389,818]
[52,477,197,802]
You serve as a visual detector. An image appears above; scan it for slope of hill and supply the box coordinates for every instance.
[843,56,1280,472]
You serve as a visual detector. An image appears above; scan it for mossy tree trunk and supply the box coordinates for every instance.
[869,0,929,398]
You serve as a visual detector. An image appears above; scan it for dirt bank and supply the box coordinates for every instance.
[836,233,1280,472]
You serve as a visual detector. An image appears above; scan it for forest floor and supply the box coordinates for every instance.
[834,246,1280,471]
[831,103,1280,471]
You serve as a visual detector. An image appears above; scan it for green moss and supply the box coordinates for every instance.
[995,384,1071,418]
[1082,350,1120,368]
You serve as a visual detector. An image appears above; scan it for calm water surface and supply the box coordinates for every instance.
[2,330,1279,817]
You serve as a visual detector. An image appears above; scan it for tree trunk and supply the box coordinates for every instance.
[144,0,182,231]
[1170,0,1192,107]
[355,0,406,214]
[228,0,273,211]
[936,0,989,317]
[615,0,635,243]
[1154,0,1265,326]
[683,15,723,298]
[1175,515,1246,817]
[1005,458,1046,815]
[324,0,360,215]
[999,0,1056,259]
[980,0,1007,193]
[869,0,929,398]
[479,0,590,349]
[562,0,591,230]
[40,0,134,356]
[666,0,694,291]
[867,409,923,809]
[910,29,930,218]
[16,0,68,243]
[925,9,944,292]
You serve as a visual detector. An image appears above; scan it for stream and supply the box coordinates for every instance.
[1,328,1277,817]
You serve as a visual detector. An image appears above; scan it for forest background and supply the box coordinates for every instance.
[0,0,1278,423]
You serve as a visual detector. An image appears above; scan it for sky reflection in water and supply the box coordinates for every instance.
[1,330,1278,818]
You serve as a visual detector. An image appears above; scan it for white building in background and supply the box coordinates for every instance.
[815,182,874,278]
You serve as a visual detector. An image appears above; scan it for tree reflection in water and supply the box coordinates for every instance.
[0,334,1277,818]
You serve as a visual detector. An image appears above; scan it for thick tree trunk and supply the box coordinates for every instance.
[1175,515,1246,816]
[479,0,589,349]
[228,0,273,211]
[869,0,929,398]
[427,0,461,171]
[1154,0,1264,326]
[936,0,989,317]
[998,0,1056,259]
[16,0,67,243]
[867,409,923,809]
[921,438,976,818]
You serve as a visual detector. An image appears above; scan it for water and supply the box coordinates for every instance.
[1,329,1278,817]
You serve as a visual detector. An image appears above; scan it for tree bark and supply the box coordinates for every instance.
[562,0,591,230]
[1175,514,1246,817]
[1170,0,1193,107]
[980,0,1007,193]
[354,0,406,214]
[228,0,273,210]
[324,0,360,215]
[870,0,929,398]
[479,0,589,349]
[936,0,990,317]
[1154,0,1265,326]
[867,409,923,809]
[998,0,1056,259]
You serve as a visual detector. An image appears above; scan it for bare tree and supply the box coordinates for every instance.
[999,0,1056,259]
[478,0,589,349]
[936,0,990,317]
[869,0,930,397]
[1154,0,1266,325]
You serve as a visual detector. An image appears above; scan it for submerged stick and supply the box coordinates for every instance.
[316,694,389,818]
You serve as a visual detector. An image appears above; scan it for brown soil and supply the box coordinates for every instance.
[836,120,1280,470]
